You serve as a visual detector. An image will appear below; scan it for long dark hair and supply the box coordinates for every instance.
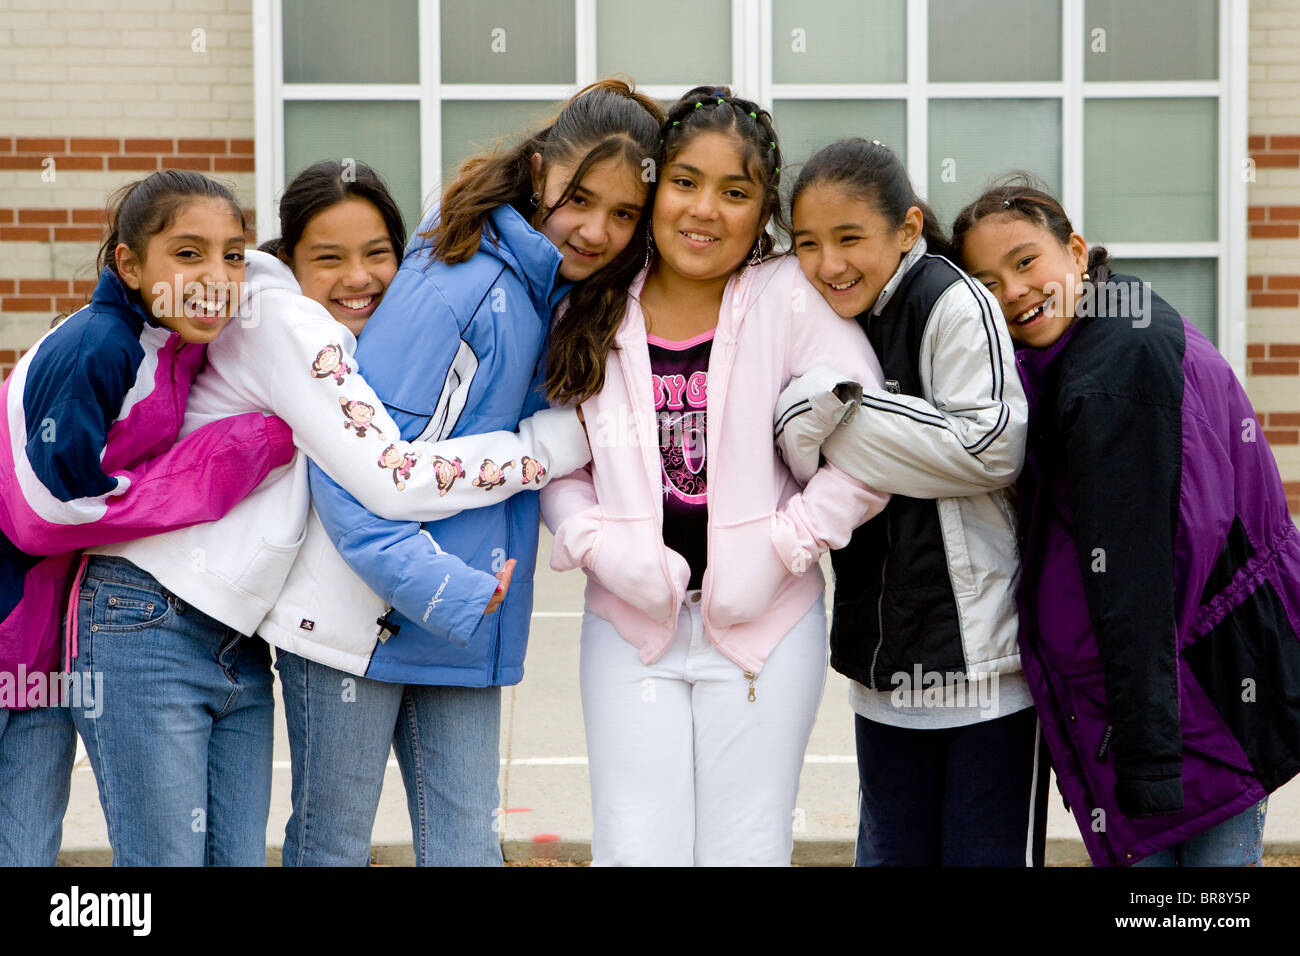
[658,85,787,257]
[97,169,245,277]
[258,159,406,262]
[790,138,951,260]
[434,77,664,406]
[951,173,1111,281]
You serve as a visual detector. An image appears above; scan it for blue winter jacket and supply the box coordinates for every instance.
[308,202,570,687]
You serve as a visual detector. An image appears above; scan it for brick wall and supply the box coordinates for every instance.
[0,0,254,368]
[1248,0,1300,517]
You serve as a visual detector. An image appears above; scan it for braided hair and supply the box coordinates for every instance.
[659,85,787,258]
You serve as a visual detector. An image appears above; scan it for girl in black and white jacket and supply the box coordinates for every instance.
[778,139,1041,866]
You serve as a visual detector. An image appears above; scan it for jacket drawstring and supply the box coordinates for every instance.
[64,553,89,667]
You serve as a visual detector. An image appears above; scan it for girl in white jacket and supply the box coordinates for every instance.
[87,161,590,866]
[541,87,889,866]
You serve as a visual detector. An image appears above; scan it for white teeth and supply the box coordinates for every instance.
[829,278,860,291]
[339,296,374,310]
[1015,303,1045,324]
[683,231,716,242]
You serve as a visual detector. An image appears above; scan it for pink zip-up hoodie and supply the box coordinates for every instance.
[541,256,890,674]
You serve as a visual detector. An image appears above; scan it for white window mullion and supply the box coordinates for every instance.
[575,0,596,88]
[280,84,422,100]
[419,0,441,218]
[1222,0,1249,379]
[758,0,773,114]
[1062,0,1083,237]
[438,84,583,101]
[767,83,910,99]
[252,0,279,246]
[732,0,761,100]
[906,0,927,200]
[1080,81,1222,98]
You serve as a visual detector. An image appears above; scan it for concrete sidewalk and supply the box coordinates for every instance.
[57,529,1300,865]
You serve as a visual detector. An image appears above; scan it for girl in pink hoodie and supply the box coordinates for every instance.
[541,86,889,866]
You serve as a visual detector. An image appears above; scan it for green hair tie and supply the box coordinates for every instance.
[749,111,757,119]
[672,120,680,126]
[717,97,724,104]
[695,101,703,109]
[769,141,775,149]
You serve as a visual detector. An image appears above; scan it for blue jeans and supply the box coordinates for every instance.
[0,705,76,865]
[70,556,274,866]
[855,707,1051,866]
[1133,798,1267,867]
[275,649,503,867]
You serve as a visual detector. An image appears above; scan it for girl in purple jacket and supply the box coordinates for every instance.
[955,178,1300,866]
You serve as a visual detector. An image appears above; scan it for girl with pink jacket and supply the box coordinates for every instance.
[540,87,889,866]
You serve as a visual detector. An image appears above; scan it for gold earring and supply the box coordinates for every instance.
[1082,271,1091,282]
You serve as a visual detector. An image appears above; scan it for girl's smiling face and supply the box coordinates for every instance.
[792,183,921,319]
[531,152,647,282]
[651,130,767,285]
[960,212,1089,349]
[290,198,399,338]
[116,197,247,344]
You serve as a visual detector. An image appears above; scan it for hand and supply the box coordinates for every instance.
[483,558,517,615]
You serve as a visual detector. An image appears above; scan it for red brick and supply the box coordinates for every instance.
[0,350,17,363]
[1249,206,1267,222]
[0,156,42,169]
[1254,153,1300,168]
[0,138,11,153]
[71,208,106,224]
[1271,413,1300,427]
[18,279,67,294]
[0,209,13,223]
[1272,136,1300,150]
[107,156,158,171]
[213,156,254,173]
[72,278,95,294]
[1251,360,1300,375]
[1249,134,1267,150]
[1270,344,1300,358]
[1270,206,1300,221]
[15,137,66,153]
[44,156,103,170]
[17,209,66,224]
[0,226,51,241]
[177,138,226,155]
[1285,482,1300,494]
[53,226,105,242]
[69,138,119,154]
[1269,275,1300,290]
[1247,343,1267,358]
[1251,292,1300,308]
[54,296,87,312]
[123,138,173,154]
[0,280,14,294]
[1248,275,1265,290]
[1,296,53,312]
[1264,429,1300,445]
[229,138,254,155]
[1251,224,1300,239]
[161,156,211,171]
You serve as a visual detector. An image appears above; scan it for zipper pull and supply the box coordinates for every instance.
[1096,723,1113,760]
[743,671,757,702]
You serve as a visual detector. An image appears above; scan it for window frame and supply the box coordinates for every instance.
[254,0,1248,373]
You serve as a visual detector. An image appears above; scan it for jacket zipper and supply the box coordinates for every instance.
[490,503,511,684]
[868,511,891,690]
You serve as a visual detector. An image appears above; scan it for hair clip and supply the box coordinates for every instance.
[695,101,704,109]
[1003,198,1013,208]
[749,111,757,119]
[871,139,882,146]
[769,141,776,149]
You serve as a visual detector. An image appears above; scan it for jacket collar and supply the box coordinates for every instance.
[1013,316,1083,405]
[91,266,176,346]
[619,261,754,347]
[870,236,928,316]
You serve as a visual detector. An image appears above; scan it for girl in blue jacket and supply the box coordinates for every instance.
[299,78,665,866]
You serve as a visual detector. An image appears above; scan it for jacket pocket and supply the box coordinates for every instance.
[587,515,683,624]
[936,497,978,598]
[707,513,796,628]
[85,579,173,632]
[234,528,308,603]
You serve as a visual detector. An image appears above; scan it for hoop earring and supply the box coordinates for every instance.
[642,222,655,271]
[529,192,540,208]
[748,239,763,268]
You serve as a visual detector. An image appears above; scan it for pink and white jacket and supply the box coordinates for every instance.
[540,256,890,674]
[0,266,294,696]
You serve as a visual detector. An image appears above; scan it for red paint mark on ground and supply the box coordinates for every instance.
[504,807,531,814]
[531,833,560,843]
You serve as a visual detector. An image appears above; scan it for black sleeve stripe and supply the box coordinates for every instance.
[860,395,948,430]
[773,398,813,437]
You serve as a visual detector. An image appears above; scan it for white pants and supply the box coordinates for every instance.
[580,592,828,866]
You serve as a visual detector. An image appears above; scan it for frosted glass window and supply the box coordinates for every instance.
[1084,99,1217,242]
[1085,0,1218,81]
[1108,257,1217,341]
[772,100,907,169]
[772,0,905,84]
[442,100,562,186]
[928,99,1061,228]
[283,0,418,84]
[596,0,731,87]
[441,0,574,84]
[928,0,1060,82]
[284,102,421,234]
